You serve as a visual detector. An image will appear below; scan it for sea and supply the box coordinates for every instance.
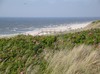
[0,17,100,36]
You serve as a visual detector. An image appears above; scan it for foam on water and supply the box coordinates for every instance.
[0,22,92,38]
[0,33,20,38]
[24,22,91,36]
[1,17,100,37]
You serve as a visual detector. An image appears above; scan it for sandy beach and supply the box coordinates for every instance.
[0,22,91,38]
[25,22,91,36]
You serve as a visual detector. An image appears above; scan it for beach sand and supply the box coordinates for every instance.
[0,22,91,38]
[25,22,91,36]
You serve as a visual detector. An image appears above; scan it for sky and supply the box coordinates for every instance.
[0,0,100,17]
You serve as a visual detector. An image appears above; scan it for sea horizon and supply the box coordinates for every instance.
[0,17,100,36]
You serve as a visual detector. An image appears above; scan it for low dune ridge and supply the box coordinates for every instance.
[85,20,100,29]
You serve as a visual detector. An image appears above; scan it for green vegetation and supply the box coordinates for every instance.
[0,21,100,74]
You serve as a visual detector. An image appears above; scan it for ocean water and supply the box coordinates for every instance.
[0,17,100,36]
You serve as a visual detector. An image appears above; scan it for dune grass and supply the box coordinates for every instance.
[85,20,100,29]
[0,28,100,74]
[44,45,100,74]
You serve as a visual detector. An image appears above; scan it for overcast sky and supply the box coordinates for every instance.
[0,0,100,17]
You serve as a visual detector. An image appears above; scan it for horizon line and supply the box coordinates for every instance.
[0,16,100,18]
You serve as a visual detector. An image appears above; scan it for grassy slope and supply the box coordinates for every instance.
[85,20,100,29]
[0,21,100,74]
[44,45,100,74]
